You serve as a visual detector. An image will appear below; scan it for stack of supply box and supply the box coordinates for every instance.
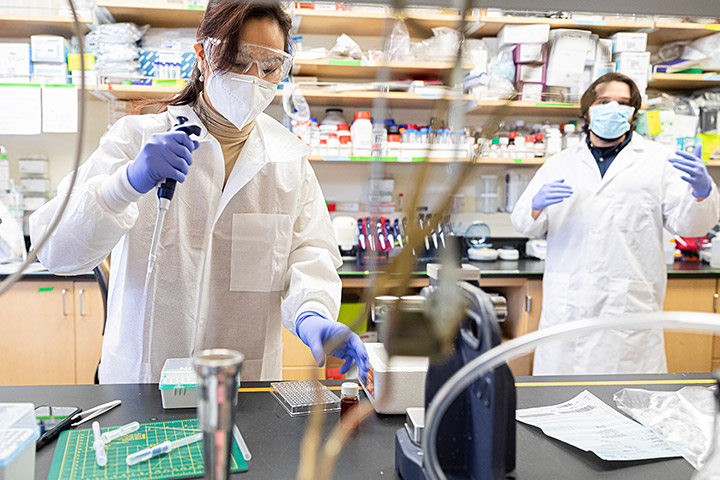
[612,32,649,101]
[139,28,197,82]
[497,24,550,102]
[67,52,96,87]
[0,43,31,83]
[19,157,50,234]
[30,35,70,84]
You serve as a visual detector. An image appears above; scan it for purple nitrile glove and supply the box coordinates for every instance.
[531,179,573,211]
[296,311,370,382]
[126,131,200,194]
[668,144,712,199]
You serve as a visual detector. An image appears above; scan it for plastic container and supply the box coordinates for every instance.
[386,134,401,156]
[340,382,360,430]
[321,108,346,125]
[339,136,352,156]
[351,111,373,156]
[712,237,720,268]
[158,358,241,409]
[364,343,428,414]
[327,132,340,156]
[562,123,581,150]
[270,380,340,417]
[0,403,39,480]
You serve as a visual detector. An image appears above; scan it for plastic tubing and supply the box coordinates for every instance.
[423,311,720,480]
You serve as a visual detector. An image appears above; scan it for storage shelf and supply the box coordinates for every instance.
[649,73,720,90]
[293,59,469,79]
[0,13,91,37]
[277,88,472,107]
[648,22,720,45]
[96,0,204,28]
[94,2,718,46]
[471,100,580,116]
[307,155,545,165]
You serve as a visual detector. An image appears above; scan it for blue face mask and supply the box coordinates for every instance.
[588,101,635,140]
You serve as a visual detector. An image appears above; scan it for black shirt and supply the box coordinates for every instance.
[586,132,633,178]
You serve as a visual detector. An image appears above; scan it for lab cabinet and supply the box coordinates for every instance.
[0,280,103,386]
[663,278,718,373]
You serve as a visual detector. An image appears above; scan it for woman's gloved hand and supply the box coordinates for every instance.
[669,145,713,199]
[296,311,370,382]
[531,179,573,212]
[126,131,200,194]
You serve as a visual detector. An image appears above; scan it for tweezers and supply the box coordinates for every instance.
[70,399,122,428]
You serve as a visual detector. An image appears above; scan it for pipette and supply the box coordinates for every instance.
[92,421,107,467]
[145,115,202,284]
[126,432,202,466]
[101,421,139,444]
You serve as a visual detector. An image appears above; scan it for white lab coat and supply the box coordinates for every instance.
[30,105,342,383]
[511,134,720,375]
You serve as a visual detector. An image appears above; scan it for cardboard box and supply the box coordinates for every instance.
[515,63,546,84]
[516,82,544,102]
[20,177,50,193]
[611,32,648,53]
[546,29,592,88]
[31,62,68,84]
[18,158,48,175]
[30,35,71,63]
[513,43,547,64]
[0,43,31,83]
[498,24,550,47]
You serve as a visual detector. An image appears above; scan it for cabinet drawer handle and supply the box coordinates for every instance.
[78,289,85,317]
[525,295,532,313]
[714,293,718,314]
[61,289,68,316]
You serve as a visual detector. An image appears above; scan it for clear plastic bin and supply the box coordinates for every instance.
[159,358,241,409]
[0,403,38,480]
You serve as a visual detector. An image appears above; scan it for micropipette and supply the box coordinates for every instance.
[92,421,107,467]
[145,115,202,284]
[126,432,202,466]
[101,421,139,444]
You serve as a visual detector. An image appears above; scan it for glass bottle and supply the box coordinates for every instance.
[340,382,360,430]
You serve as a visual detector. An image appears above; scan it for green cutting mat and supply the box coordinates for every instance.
[48,418,248,480]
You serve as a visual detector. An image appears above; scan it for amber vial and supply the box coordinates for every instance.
[340,382,360,429]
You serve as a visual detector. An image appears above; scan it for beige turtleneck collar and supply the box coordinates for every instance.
[194,92,255,188]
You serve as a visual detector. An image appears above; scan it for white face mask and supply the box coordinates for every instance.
[204,69,276,130]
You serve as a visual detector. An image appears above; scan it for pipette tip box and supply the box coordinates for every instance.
[0,403,39,480]
[270,380,341,416]
[159,358,241,409]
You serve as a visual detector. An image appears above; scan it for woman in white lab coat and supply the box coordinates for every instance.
[511,73,720,375]
[30,0,369,383]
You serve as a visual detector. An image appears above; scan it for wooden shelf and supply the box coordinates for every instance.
[648,22,720,45]
[649,73,720,90]
[0,13,91,37]
[276,88,471,107]
[471,100,580,116]
[94,2,718,46]
[293,59,469,79]
[96,0,204,27]
[307,155,545,165]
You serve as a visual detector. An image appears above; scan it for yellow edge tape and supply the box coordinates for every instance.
[515,379,714,387]
[238,380,712,393]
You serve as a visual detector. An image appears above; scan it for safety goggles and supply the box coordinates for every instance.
[204,38,293,84]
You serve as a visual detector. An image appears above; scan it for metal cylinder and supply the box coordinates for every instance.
[193,349,244,480]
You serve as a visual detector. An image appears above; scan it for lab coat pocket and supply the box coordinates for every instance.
[230,213,292,292]
[612,198,656,233]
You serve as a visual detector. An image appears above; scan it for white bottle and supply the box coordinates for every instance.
[350,111,373,156]
[327,132,340,156]
[712,236,720,268]
[309,118,320,155]
[545,127,563,156]
[562,123,581,150]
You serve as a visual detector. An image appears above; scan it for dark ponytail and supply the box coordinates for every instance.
[149,0,292,112]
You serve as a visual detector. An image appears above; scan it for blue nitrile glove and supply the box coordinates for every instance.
[668,145,713,199]
[296,311,370,382]
[126,131,200,194]
[531,179,574,211]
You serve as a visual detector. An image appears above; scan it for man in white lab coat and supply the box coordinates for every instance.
[29,0,368,383]
[511,72,720,375]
